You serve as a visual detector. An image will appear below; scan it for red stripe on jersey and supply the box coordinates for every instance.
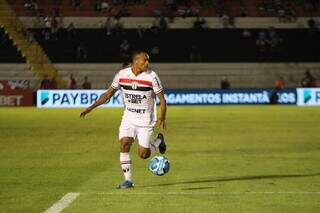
[119,78,152,87]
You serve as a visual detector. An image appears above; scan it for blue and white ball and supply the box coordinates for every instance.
[149,156,170,176]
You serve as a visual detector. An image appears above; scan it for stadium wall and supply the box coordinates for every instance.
[1,63,319,90]
[54,63,320,89]
[19,17,320,29]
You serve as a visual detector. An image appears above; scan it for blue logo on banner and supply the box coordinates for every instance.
[41,91,49,105]
[303,90,312,103]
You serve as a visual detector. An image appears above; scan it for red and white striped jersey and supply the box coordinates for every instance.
[111,67,163,127]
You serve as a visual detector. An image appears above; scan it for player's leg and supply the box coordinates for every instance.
[117,137,135,189]
[137,127,152,159]
[154,133,167,154]
[138,145,151,159]
[137,128,166,158]
[117,120,135,189]
[120,137,134,180]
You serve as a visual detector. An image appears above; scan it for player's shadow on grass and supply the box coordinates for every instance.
[141,173,320,188]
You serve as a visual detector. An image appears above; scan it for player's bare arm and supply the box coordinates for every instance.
[80,86,117,117]
[157,91,167,130]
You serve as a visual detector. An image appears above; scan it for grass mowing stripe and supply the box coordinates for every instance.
[43,193,79,213]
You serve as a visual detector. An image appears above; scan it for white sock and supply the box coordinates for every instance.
[150,137,162,156]
[120,152,132,182]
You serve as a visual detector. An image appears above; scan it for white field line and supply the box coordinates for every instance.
[44,192,80,213]
[85,191,320,195]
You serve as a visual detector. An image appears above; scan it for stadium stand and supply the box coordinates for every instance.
[1,0,319,91]
[0,27,25,62]
[7,0,320,17]
[28,28,320,63]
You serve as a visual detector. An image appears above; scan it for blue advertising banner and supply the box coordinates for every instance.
[37,88,297,108]
[164,89,297,105]
[37,90,122,108]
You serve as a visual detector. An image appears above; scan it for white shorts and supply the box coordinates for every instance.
[119,119,154,148]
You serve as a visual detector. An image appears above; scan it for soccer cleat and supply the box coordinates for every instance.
[157,133,166,154]
[116,180,134,189]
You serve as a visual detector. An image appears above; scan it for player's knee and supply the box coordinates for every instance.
[138,151,150,159]
[120,139,132,152]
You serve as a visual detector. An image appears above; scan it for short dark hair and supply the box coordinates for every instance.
[132,50,149,61]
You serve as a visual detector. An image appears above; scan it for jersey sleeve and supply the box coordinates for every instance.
[111,71,120,90]
[152,72,163,94]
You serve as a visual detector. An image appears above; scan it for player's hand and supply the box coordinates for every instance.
[157,119,166,130]
[80,107,92,118]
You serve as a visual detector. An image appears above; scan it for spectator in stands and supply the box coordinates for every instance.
[42,29,50,41]
[301,69,317,88]
[193,17,208,31]
[239,6,248,17]
[136,25,145,39]
[82,76,92,89]
[33,15,44,28]
[58,14,64,29]
[26,31,34,46]
[307,18,317,33]
[50,76,58,89]
[117,6,131,17]
[68,74,77,89]
[40,74,51,89]
[44,15,52,29]
[50,17,59,40]
[112,0,122,5]
[267,27,282,50]
[120,39,130,58]
[67,23,76,40]
[24,0,39,15]
[96,0,102,11]
[277,7,286,22]
[220,76,231,90]
[256,31,267,55]
[101,0,111,12]
[153,7,163,17]
[242,29,251,38]
[104,17,114,36]
[229,16,236,28]
[76,43,88,60]
[73,0,82,10]
[151,45,160,60]
[24,0,34,10]
[220,13,230,28]
[193,17,202,30]
[286,8,297,22]
[270,76,285,104]
[189,44,201,62]
[152,17,161,29]
[159,16,168,31]
[113,17,124,34]
[166,0,177,11]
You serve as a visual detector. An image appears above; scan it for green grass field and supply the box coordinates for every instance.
[0,106,320,213]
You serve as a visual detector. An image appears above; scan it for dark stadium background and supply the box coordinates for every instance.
[0,0,320,212]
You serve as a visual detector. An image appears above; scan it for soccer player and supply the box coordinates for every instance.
[80,51,167,189]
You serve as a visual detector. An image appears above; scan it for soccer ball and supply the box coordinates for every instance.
[149,156,170,176]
